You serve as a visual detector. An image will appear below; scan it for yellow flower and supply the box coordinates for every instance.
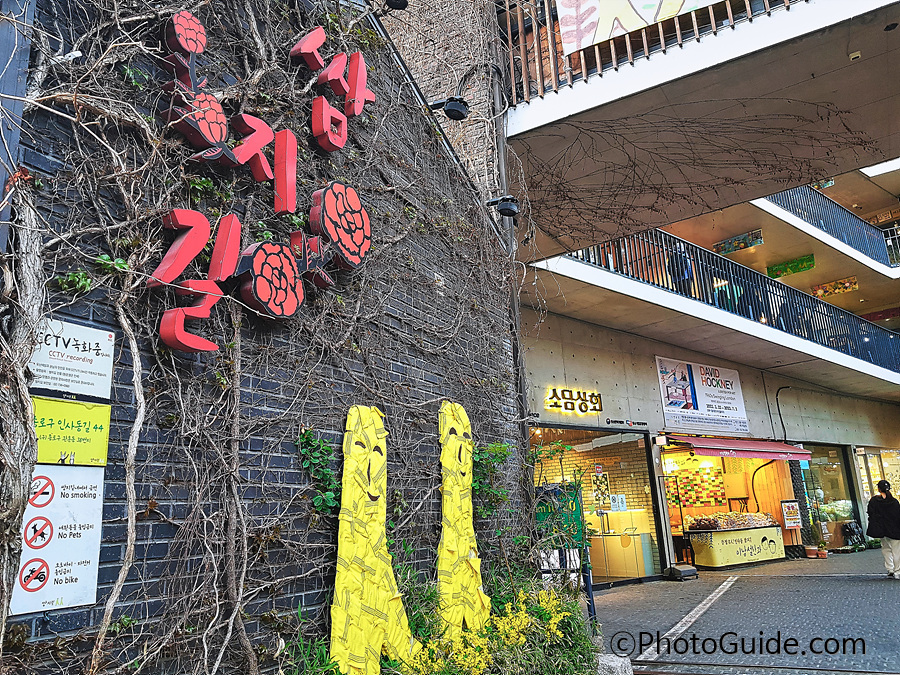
[535,588,570,640]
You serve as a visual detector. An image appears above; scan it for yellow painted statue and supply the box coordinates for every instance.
[436,401,491,639]
[330,406,420,675]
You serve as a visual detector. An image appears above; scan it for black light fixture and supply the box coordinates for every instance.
[386,0,408,9]
[428,97,469,121]
[486,195,519,218]
[885,22,898,31]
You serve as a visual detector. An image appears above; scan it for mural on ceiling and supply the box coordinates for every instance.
[766,254,815,279]
[713,229,764,256]
[330,406,420,675]
[559,0,719,56]
[811,276,859,298]
[436,402,491,640]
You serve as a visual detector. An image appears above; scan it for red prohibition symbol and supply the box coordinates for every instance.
[24,516,53,550]
[29,476,54,508]
[19,558,50,593]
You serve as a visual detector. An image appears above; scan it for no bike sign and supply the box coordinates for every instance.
[10,465,104,616]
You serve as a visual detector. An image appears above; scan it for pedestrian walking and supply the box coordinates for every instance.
[667,242,695,297]
[866,479,900,578]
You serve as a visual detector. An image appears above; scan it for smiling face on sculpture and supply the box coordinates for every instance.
[439,402,473,485]
[332,406,420,674]
[344,406,388,521]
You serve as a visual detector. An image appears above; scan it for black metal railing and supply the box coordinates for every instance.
[885,225,900,266]
[568,229,900,374]
[766,186,896,267]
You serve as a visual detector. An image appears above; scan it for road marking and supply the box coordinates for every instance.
[635,575,738,662]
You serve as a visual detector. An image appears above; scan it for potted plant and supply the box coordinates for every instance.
[804,544,819,558]
[817,541,828,558]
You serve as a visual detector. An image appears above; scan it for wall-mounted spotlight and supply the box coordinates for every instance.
[486,195,519,217]
[428,97,469,121]
[386,0,408,10]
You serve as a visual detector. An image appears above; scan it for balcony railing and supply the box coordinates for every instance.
[568,229,900,374]
[884,225,900,266]
[498,0,806,106]
[765,186,897,267]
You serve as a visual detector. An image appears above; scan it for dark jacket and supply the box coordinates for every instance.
[866,494,900,539]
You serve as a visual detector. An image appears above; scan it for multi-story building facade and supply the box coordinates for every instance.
[489,0,900,579]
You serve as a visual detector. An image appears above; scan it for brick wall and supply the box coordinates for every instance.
[2,1,525,670]
[383,0,504,200]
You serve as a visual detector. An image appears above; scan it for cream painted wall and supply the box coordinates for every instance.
[522,309,900,448]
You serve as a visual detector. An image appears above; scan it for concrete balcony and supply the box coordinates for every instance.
[504,0,900,260]
[758,185,900,277]
[523,229,900,401]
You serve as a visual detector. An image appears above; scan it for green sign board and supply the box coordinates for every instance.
[767,254,815,279]
[535,483,585,547]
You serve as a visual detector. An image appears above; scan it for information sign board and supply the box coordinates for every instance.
[10,465,104,615]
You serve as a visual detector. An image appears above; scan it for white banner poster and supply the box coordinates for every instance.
[30,319,115,400]
[656,356,749,434]
[10,465,104,616]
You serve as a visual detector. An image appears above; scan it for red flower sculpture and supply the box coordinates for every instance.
[310,182,371,269]
[238,242,303,318]
[162,11,238,163]
[167,11,207,55]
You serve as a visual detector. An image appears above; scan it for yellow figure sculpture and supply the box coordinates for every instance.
[436,401,491,640]
[330,406,420,675]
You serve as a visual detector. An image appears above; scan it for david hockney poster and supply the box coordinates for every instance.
[656,356,749,434]
[559,0,719,56]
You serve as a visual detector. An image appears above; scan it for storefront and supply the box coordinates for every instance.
[856,446,900,501]
[531,426,665,584]
[522,311,900,576]
[659,435,810,568]
[801,444,861,548]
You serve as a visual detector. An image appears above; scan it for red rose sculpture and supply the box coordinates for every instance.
[237,242,303,318]
[310,182,371,269]
[167,11,207,55]
[162,12,238,164]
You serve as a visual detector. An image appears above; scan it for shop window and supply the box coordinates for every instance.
[662,451,794,568]
[531,427,661,583]
[880,451,900,490]
[802,445,858,548]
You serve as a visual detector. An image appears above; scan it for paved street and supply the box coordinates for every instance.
[593,549,900,675]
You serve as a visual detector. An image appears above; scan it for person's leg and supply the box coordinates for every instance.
[881,537,895,574]
[891,538,900,578]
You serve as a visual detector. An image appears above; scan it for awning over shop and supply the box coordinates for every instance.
[667,435,811,461]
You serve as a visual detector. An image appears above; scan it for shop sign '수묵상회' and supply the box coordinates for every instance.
[655,356,749,434]
[545,387,601,415]
[29,319,115,400]
[10,465,104,616]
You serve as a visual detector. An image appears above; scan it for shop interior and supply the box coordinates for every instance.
[802,445,859,548]
[531,427,662,584]
[856,448,900,502]
[661,448,798,564]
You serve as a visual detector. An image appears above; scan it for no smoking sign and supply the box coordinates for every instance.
[29,476,54,507]
[10,465,104,616]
